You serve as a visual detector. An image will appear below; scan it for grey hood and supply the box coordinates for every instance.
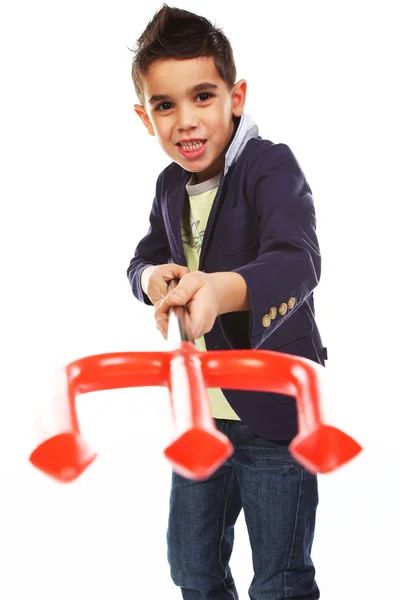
[224,113,260,176]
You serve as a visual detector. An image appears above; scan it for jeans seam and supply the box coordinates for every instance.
[218,459,236,599]
[284,466,304,599]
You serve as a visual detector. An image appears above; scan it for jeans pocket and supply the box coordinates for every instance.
[238,439,301,471]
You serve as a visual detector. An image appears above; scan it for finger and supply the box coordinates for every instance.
[165,273,203,306]
[175,265,190,279]
[154,298,170,338]
[168,264,190,277]
[155,315,169,339]
[162,264,190,283]
[148,282,168,305]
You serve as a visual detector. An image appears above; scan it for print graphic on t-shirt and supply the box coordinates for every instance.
[181,186,241,420]
[181,219,205,254]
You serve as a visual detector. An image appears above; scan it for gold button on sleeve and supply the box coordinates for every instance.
[288,297,296,310]
[278,302,288,316]
[269,306,277,320]
[262,314,272,328]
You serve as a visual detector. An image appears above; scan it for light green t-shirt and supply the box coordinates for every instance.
[181,175,240,421]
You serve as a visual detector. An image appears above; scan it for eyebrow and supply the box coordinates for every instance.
[148,82,219,105]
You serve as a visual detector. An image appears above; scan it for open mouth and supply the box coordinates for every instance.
[177,140,207,151]
[176,140,207,159]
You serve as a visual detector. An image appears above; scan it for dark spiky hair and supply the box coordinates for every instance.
[130,4,237,105]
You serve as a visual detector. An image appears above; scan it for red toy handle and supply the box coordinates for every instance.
[29,345,362,483]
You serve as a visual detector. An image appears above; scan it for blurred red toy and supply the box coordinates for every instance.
[29,294,362,483]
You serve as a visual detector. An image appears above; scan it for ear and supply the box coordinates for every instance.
[231,79,247,117]
[134,104,155,136]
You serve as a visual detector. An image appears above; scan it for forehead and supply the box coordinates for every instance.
[142,57,226,101]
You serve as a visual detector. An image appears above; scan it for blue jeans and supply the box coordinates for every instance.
[167,419,320,599]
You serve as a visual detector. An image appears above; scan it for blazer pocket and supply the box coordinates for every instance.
[221,204,259,255]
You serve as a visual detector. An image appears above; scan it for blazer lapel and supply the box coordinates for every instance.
[197,174,226,269]
[164,169,227,269]
[165,173,190,265]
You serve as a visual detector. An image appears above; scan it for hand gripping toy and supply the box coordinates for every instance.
[29,283,362,482]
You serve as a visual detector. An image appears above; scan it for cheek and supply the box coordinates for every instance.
[211,103,234,136]
[153,119,170,141]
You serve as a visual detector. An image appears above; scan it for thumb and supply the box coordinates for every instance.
[166,285,189,305]
[166,277,198,306]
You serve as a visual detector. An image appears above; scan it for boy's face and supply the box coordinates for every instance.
[134,57,246,183]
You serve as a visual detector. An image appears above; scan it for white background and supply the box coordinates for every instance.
[1,0,399,598]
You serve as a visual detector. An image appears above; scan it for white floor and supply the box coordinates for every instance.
[1,385,397,599]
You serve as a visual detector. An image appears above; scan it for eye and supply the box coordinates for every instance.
[155,101,173,112]
[196,92,213,102]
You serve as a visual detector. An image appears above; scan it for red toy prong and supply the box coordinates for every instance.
[29,366,94,483]
[289,425,363,474]
[29,432,97,483]
[164,428,233,481]
[165,342,234,479]
[29,352,171,483]
[201,350,362,474]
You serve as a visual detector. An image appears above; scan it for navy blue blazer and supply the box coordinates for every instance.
[127,137,325,440]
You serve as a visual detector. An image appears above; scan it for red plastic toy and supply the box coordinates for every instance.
[29,298,362,483]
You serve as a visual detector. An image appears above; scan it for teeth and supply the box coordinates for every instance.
[180,141,204,151]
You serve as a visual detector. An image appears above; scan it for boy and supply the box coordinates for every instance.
[127,4,324,599]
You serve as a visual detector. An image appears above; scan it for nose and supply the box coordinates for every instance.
[176,104,200,132]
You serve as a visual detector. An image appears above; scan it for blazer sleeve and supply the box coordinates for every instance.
[219,143,321,349]
[126,174,172,305]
